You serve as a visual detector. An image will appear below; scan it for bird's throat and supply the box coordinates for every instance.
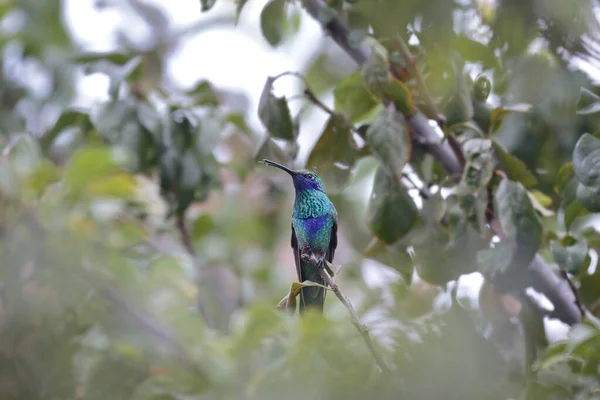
[293,189,331,219]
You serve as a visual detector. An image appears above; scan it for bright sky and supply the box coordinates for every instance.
[62,0,573,341]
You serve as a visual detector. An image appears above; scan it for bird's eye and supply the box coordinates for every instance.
[306,174,315,180]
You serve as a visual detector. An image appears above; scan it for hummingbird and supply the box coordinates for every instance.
[261,159,338,314]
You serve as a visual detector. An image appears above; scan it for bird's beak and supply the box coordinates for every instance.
[260,159,297,177]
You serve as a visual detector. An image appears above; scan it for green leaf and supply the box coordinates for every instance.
[555,162,575,195]
[8,134,42,177]
[171,111,198,154]
[564,200,589,230]
[43,109,91,150]
[576,182,600,212]
[235,0,250,23]
[258,77,294,140]
[473,75,491,102]
[192,214,215,239]
[200,0,217,12]
[186,80,220,106]
[347,9,369,45]
[550,236,588,274]
[366,108,410,180]
[383,79,416,116]
[136,101,161,137]
[260,0,287,46]
[74,52,133,65]
[367,166,418,244]
[306,116,357,193]
[492,140,538,188]
[477,241,515,276]
[528,190,554,217]
[255,136,287,164]
[580,268,600,310]
[444,56,474,126]
[361,50,389,99]
[64,146,129,198]
[493,180,543,270]
[488,104,531,134]
[413,199,487,285]
[572,133,600,189]
[334,71,378,123]
[576,87,600,115]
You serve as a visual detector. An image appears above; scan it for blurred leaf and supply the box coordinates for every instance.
[42,109,91,150]
[201,0,217,12]
[255,136,287,164]
[580,269,600,310]
[550,236,588,274]
[88,173,137,199]
[276,282,303,314]
[347,9,369,45]
[367,166,418,244]
[334,71,378,123]
[366,107,410,180]
[477,241,515,276]
[383,78,416,116]
[576,87,600,115]
[225,112,251,135]
[444,56,474,126]
[491,180,543,274]
[492,140,538,188]
[528,190,555,217]
[258,77,294,140]
[8,134,42,177]
[361,50,389,99]
[235,0,250,22]
[193,214,215,239]
[186,80,220,106]
[564,200,589,230]
[75,52,133,65]
[473,75,492,102]
[576,182,600,212]
[572,133,600,189]
[555,162,575,195]
[64,147,123,192]
[488,104,531,133]
[260,0,287,46]
[453,36,499,70]
[306,116,357,193]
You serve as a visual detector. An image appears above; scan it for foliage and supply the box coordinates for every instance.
[2,0,600,398]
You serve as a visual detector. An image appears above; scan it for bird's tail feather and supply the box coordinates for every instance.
[298,282,326,314]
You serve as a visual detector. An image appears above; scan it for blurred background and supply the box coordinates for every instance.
[2,0,600,399]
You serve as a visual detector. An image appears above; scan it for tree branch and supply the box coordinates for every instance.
[299,0,582,326]
[319,260,391,373]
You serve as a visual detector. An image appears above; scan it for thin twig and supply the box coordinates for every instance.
[303,88,337,116]
[304,253,391,373]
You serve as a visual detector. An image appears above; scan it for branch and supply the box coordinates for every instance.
[299,253,391,373]
[299,0,582,326]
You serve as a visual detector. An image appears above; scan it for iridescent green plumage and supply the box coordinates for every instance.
[261,160,337,314]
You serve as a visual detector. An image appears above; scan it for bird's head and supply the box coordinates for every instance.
[260,159,325,193]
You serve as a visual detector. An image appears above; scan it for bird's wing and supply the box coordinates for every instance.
[291,225,306,310]
[326,208,338,263]
[291,224,304,282]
